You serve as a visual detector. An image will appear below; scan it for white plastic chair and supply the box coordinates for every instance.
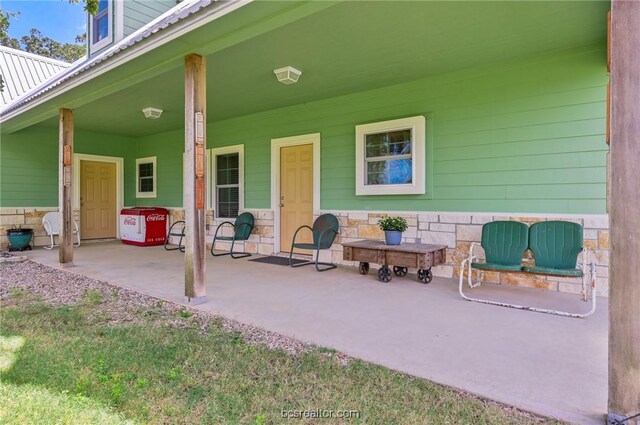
[42,212,81,250]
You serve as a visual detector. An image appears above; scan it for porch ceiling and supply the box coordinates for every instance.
[38,1,609,137]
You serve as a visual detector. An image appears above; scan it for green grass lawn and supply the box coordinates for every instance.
[0,289,555,424]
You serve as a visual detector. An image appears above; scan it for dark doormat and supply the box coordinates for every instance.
[249,256,307,266]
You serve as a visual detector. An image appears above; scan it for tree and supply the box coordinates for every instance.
[19,28,86,63]
[69,0,99,15]
[0,4,90,62]
[0,10,20,49]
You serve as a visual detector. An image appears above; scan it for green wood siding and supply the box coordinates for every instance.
[133,133,183,208]
[0,127,137,207]
[1,45,607,215]
[123,0,176,37]
[135,45,607,214]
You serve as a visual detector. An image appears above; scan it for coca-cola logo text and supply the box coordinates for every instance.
[123,217,136,225]
[146,214,166,222]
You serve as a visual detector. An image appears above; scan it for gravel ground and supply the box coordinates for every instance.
[0,260,350,365]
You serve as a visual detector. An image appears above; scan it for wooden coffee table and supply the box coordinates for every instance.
[342,239,447,283]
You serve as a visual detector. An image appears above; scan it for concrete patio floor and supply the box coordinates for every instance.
[25,242,607,424]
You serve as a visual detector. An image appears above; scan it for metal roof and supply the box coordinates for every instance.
[0,0,223,117]
[0,46,70,108]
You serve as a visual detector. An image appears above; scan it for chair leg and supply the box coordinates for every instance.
[211,238,251,258]
[230,239,251,259]
[315,248,337,272]
[211,237,230,257]
[290,248,336,271]
[458,258,597,318]
[164,234,184,252]
[44,233,54,250]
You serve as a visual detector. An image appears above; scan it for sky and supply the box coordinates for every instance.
[3,0,86,44]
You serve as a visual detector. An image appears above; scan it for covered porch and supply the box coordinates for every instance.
[3,0,640,423]
[25,242,608,424]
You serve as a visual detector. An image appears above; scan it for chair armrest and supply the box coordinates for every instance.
[468,242,484,261]
[168,220,186,236]
[43,220,53,235]
[291,225,314,247]
[213,221,235,240]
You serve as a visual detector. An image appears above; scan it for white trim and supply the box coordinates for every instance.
[73,153,124,239]
[135,156,157,198]
[355,115,426,195]
[317,209,609,220]
[114,0,124,43]
[270,133,321,253]
[89,0,113,52]
[210,144,244,219]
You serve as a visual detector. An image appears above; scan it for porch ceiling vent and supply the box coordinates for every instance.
[273,66,302,84]
[142,107,163,119]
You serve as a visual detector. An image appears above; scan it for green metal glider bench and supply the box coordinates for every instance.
[458,220,596,318]
[210,212,255,259]
[288,213,339,272]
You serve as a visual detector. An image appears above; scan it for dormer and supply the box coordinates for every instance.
[88,0,180,57]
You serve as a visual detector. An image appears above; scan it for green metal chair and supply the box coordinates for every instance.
[524,221,584,277]
[211,212,254,259]
[165,220,185,252]
[288,213,339,271]
[468,221,529,284]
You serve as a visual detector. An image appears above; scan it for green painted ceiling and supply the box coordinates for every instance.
[28,0,609,136]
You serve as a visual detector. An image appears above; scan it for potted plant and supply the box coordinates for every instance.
[378,216,408,245]
[6,225,33,251]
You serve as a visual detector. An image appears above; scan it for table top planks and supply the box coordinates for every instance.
[341,239,447,254]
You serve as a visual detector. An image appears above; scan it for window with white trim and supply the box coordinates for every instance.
[136,157,156,198]
[211,145,244,219]
[355,115,426,195]
[90,0,111,50]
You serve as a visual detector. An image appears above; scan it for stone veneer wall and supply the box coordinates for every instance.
[323,211,609,297]
[2,207,608,297]
[0,208,80,249]
[166,209,276,256]
[166,209,609,297]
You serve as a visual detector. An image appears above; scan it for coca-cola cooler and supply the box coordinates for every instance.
[120,207,168,246]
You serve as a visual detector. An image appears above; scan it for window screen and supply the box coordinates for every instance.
[364,129,413,185]
[138,162,154,193]
[216,153,239,218]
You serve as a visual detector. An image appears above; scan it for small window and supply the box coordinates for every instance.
[91,0,110,48]
[136,157,156,198]
[211,145,244,219]
[355,116,426,195]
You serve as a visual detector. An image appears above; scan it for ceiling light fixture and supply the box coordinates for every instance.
[142,107,163,119]
[273,66,302,84]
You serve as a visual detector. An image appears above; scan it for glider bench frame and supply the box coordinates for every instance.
[458,220,596,318]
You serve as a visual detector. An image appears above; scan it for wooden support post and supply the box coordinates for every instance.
[609,2,640,424]
[58,108,74,267]
[183,54,207,304]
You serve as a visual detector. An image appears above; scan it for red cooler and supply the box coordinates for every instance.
[120,207,168,246]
